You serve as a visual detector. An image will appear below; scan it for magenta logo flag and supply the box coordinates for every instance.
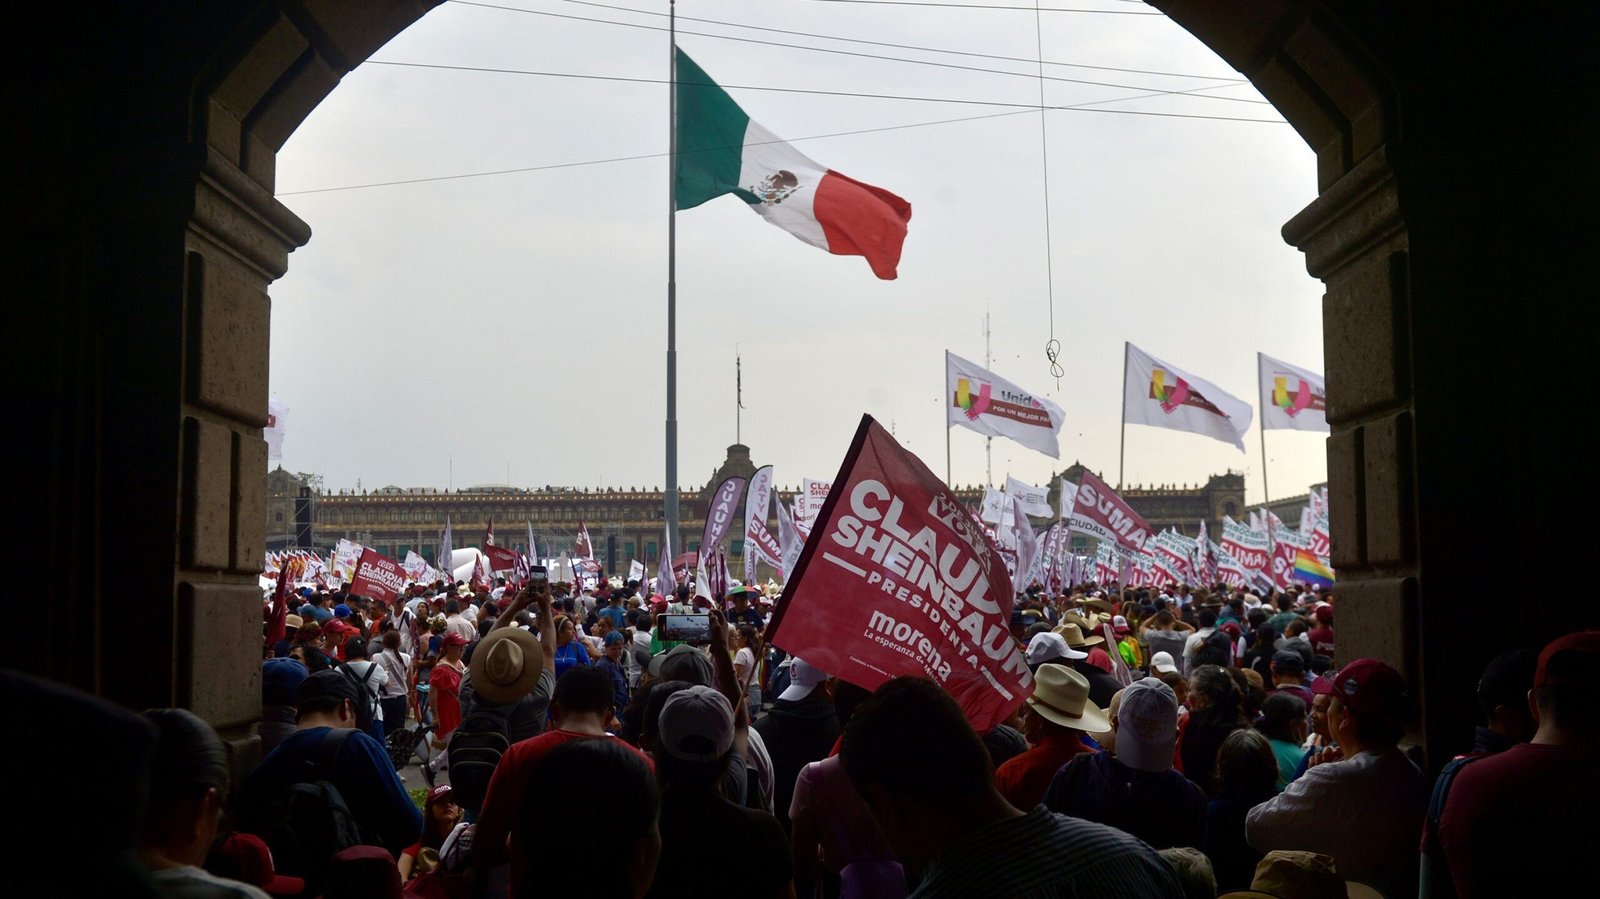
[767,415,1030,731]
[1067,468,1154,555]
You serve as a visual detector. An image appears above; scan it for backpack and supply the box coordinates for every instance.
[1193,629,1235,668]
[337,661,380,733]
[445,709,510,813]
[259,729,371,893]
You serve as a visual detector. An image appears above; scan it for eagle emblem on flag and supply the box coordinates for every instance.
[751,170,803,206]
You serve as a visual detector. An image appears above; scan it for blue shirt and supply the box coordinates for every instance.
[240,726,421,854]
[598,605,628,630]
[553,641,590,680]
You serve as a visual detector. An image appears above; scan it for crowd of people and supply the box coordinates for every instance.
[27,573,1599,899]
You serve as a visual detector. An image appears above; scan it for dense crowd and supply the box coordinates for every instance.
[22,576,1598,899]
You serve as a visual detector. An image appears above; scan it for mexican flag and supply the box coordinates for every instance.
[674,48,913,280]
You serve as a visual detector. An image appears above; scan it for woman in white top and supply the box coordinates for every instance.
[376,629,413,739]
[339,637,389,743]
[733,625,763,711]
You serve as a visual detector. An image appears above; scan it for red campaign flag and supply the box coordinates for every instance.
[485,517,496,547]
[575,520,593,560]
[485,545,521,573]
[1067,468,1154,556]
[350,548,407,605]
[767,415,1031,731]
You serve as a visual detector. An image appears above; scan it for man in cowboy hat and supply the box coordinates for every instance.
[1044,677,1206,850]
[995,664,1109,810]
[1054,623,1121,706]
[460,583,558,743]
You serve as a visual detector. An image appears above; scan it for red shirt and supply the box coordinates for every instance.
[1307,625,1334,657]
[1437,742,1598,898]
[430,663,463,739]
[994,733,1094,811]
[475,729,655,890]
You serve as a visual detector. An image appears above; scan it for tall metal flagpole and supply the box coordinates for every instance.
[664,0,680,549]
[1258,353,1272,506]
[1118,341,1128,489]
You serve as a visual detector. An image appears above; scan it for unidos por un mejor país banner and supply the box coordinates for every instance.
[1221,515,1271,576]
[745,465,779,581]
[350,548,407,605]
[1067,468,1154,556]
[766,415,1031,731]
[946,351,1066,459]
[1258,352,1329,433]
[701,474,749,558]
[1123,342,1253,451]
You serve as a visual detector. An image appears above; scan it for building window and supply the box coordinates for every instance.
[625,541,635,559]
[1224,501,1238,517]
[275,512,284,522]
[646,541,657,562]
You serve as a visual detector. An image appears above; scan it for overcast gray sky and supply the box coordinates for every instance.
[271,0,1327,505]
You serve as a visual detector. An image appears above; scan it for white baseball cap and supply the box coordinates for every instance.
[1150,651,1180,675]
[780,658,829,701]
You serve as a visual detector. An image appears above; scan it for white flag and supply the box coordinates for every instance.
[776,500,805,580]
[946,351,1066,458]
[526,520,538,564]
[1058,477,1078,521]
[628,559,646,584]
[1004,476,1052,518]
[264,397,288,461]
[979,487,1009,524]
[1123,342,1253,451]
[1258,352,1329,432]
[438,517,454,582]
[656,528,678,597]
[1011,498,1040,591]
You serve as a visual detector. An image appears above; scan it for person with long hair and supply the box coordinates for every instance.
[1256,692,1310,789]
[734,625,763,710]
[1177,664,1244,798]
[399,784,461,882]
[1204,729,1279,891]
[552,615,591,680]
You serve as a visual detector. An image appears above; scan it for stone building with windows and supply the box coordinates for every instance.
[269,448,1247,578]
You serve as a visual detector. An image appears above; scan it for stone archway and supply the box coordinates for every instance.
[16,1,1599,770]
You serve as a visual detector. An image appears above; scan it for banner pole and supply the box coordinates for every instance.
[944,354,952,488]
[1118,341,1128,489]
[1257,353,1271,508]
[664,0,681,550]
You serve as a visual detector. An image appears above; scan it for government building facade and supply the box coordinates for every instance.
[268,445,1256,581]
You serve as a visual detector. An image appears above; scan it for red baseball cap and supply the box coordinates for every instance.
[441,632,469,648]
[1324,658,1407,718]
[1535,629,1600,688]
[208,833,304,896]
[1314,605,1333,625]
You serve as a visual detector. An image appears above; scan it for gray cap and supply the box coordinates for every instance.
[658,685,734,761]
[1113,677,1179,773]
[648,643,714,686]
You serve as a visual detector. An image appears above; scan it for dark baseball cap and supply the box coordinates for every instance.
[1535,629,1600,688]
[1271,650,1306,675]
[296,669,359,708]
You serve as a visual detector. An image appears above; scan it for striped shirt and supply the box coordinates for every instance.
[910,806,1185,899]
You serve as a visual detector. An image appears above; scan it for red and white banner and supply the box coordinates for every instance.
[946,351,1066,459]
[485,545,521,573]
[1094,543,1120,585]
[1151,529,1196,585]
[1194,520,1218,586]
[744,465,779,581]
[1269,523,1302,589]
[350,548,407,605]
[575,520,593,560]
[1067,469,1154,555]
[484,517,496,547]
[775,500,805,580]
[795,478,833,527]
[768,415,1031,731]
[1212,540,1253,589]
[1221,516,1271,576]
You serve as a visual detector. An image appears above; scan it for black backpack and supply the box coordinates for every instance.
[1193,629,1235,668]
[446,709,510,813]
[337,661,379,733]
[260,729,371,892]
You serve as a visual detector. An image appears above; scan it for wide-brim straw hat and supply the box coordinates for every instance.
[1025,663,1110,732]
[1053,621,1105,649]
[469,627,544,705]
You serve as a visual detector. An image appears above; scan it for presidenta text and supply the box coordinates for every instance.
[823,478,1031,698]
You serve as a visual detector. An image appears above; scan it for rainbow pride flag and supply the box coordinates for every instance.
[1293,549,1336,587]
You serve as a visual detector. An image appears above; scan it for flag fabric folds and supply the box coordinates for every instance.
[1123,342,1253,451]
[946,351,1066,459]
[1258,352,1329,432]
[675,48,912,280]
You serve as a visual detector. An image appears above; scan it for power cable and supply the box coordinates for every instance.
[523,0,1244,83]
[1031,0,1063,383]
[444,1,1263,103]
[362,60,1287,123]
[793,0,1163,13]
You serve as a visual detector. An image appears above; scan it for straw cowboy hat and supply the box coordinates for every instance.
[1025,664,1110,732]
[1053,622,1105,649]
[1080,597,1116,614]
[469,627,545,705]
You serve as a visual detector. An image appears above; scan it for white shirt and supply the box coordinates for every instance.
[147,866,270,899]
[388,607,416,654]
[446,614,477,643]
[1182,626,1216,671]
[376,648,412,699]
[1245,747,1427,899]
[341,659,389,721]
